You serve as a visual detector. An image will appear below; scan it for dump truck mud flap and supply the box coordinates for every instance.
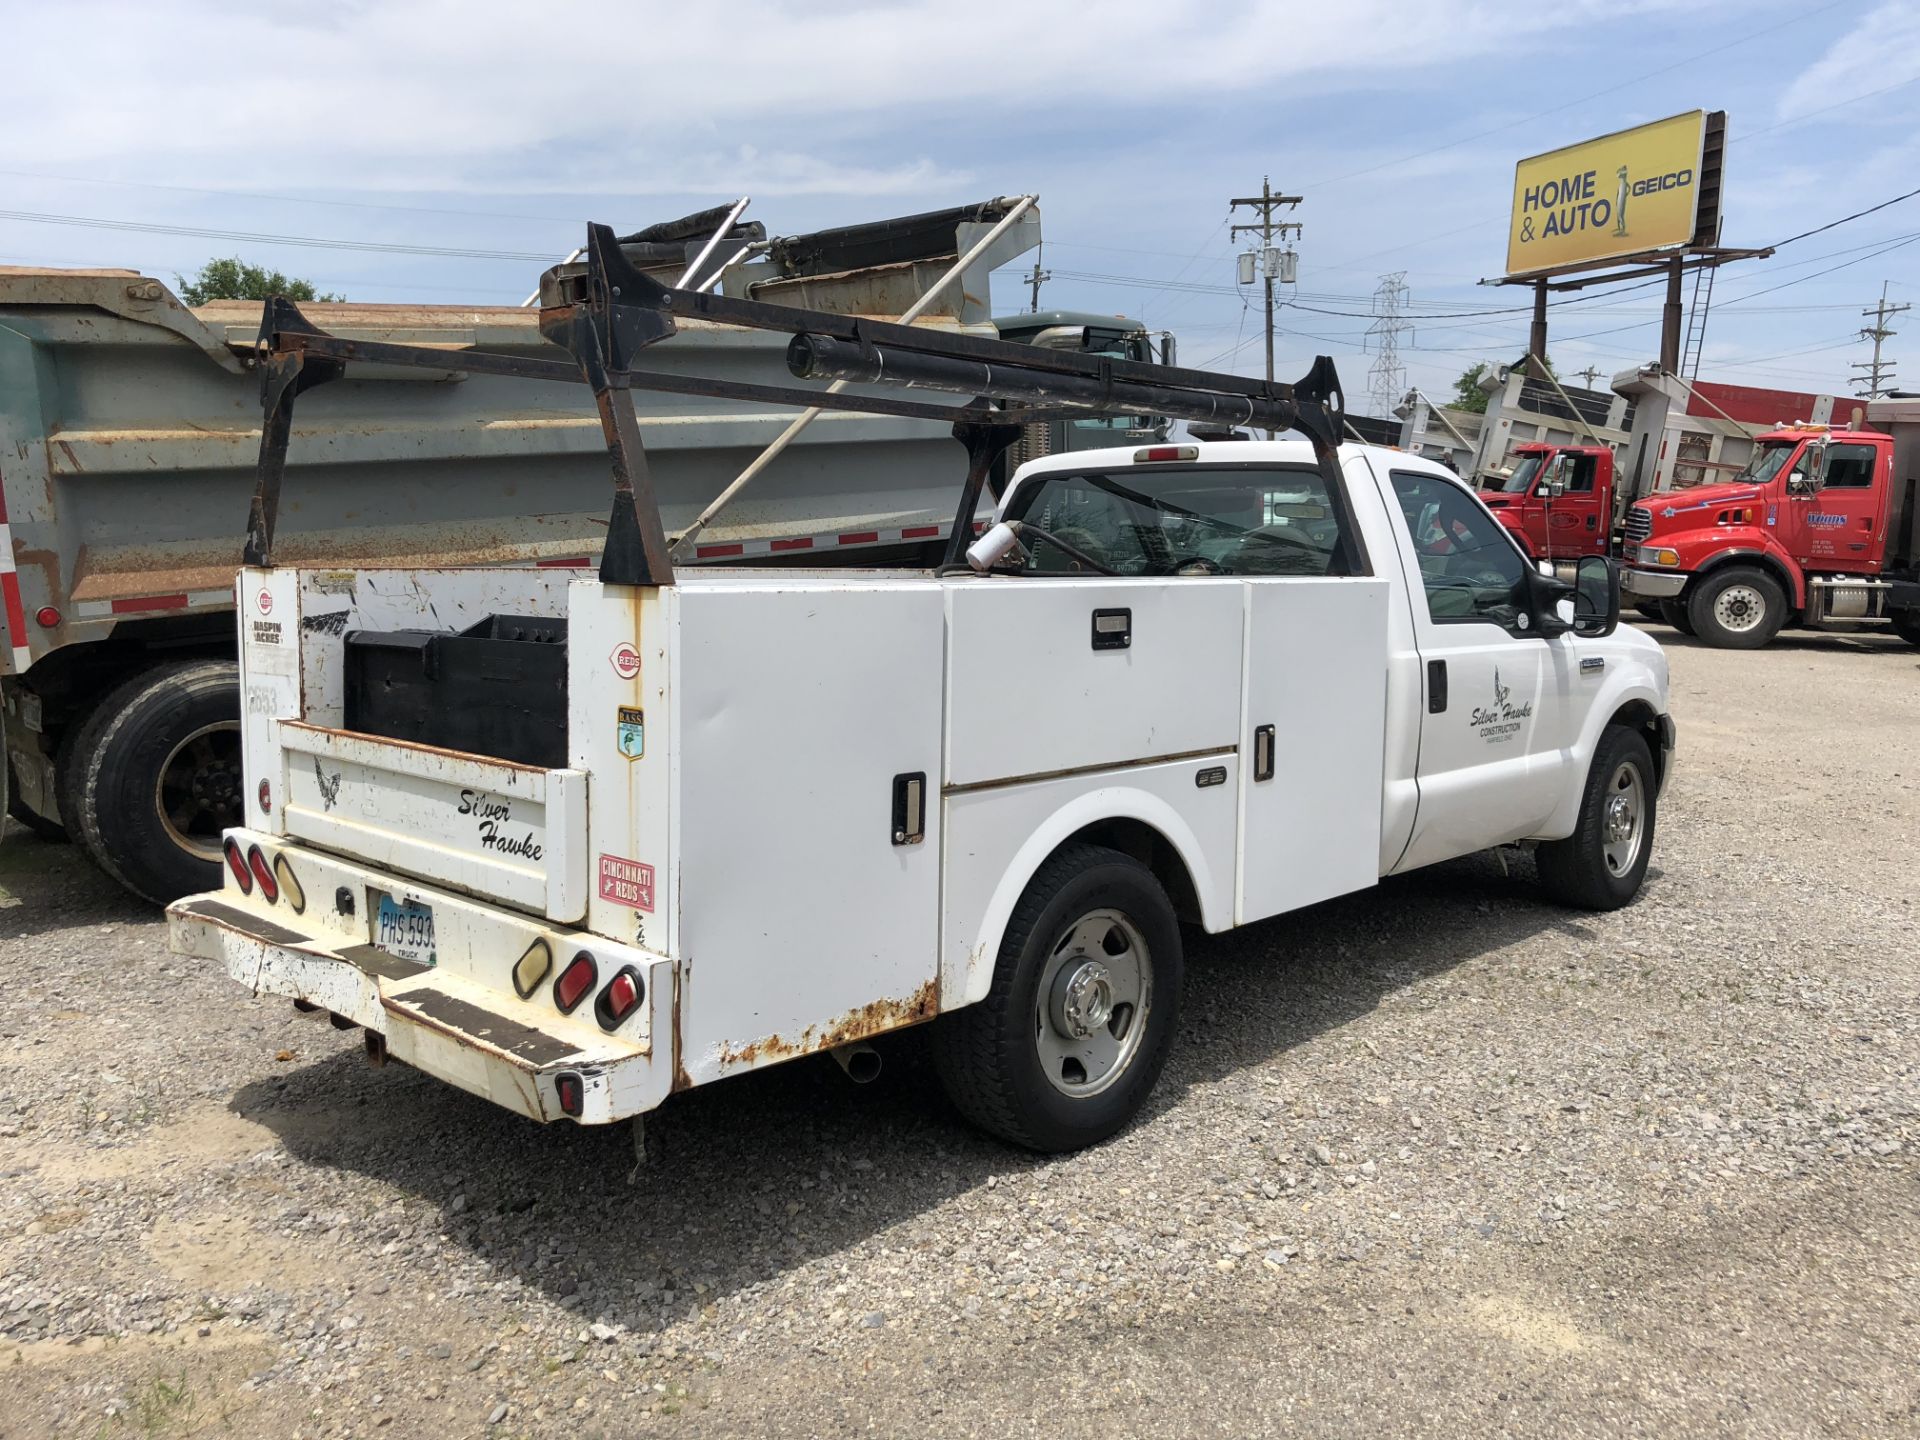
[169,891,673,1125]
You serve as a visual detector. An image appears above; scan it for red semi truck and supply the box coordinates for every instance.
[1478,442,1617,560]
[1619,413,1920,649]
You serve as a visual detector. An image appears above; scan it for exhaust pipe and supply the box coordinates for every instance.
[829,1043,882,1085]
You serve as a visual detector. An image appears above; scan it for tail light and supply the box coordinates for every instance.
[554,1071,584,1117]
[512,939,553,1000]
[1133,445,1198,462]
[273,854,306,914]
[594,966,645,1032]
[248,845,279,903]
[258,779,273,813]
[224,838,253,894]
[553,951,597,1014]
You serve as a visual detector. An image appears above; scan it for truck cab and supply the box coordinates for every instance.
[1477,443,1615,560]
[993,310,1170,457]
[1620,423,1920,648]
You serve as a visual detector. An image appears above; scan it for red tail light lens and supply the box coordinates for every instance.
[248,845,279,903]
[258,779,272,813]
[555,1071,584,1117]
[224,838,253,894]
[594,966,645,1032]
[553,952,597,1014]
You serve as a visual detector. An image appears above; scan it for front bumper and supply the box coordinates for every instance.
[1621,567,1686,600]
[168,833,674,1125]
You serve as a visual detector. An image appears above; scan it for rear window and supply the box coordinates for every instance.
[1004,463,1362,578]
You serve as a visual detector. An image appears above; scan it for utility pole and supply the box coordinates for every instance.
[1575,364,1604,390]
[1853,281,1909,397]
[1230,178,1303,434]
[1024,243,1051,314]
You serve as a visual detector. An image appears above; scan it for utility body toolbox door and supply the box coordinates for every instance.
[1236,576,1390,924]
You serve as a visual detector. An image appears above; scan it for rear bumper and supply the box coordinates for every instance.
[167,833,674,1125]
[1621,567,1686,600]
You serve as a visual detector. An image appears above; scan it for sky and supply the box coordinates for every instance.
[4,0,1917,415]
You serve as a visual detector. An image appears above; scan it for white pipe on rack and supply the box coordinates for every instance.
[674,196,752,290]
[670,195,1037,558]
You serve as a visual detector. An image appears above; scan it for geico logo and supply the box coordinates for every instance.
[1630,169,1693,197]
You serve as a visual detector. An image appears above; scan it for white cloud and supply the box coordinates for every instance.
[1777,0,1920,121]
[0,0,1723,195]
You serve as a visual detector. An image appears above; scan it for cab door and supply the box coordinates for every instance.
[1366,462,1578,873]
[1541,452,1605,559]
[1790,440,1888,574]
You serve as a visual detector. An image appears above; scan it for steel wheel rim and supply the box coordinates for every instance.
[154,721,244,862]
[1034,907,1151,1098]
[1713,583,1767,633]
[1601,759,1645,877]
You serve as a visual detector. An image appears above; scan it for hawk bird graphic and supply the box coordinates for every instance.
[313,755,342,812]
[1493,668,1511,710]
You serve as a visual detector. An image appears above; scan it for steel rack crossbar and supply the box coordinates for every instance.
[246,220,1349,586]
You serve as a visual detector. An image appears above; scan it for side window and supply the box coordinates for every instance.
[1389,471,1530,629]
[1564,456,1597,493]
[1822,444,1877,489]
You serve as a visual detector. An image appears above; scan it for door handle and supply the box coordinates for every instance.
[1253,724,1275,782]
[1427,659,1448,714]
[1586,514,1597,530]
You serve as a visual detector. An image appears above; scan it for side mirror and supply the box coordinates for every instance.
[1545,477,1566,499]
[1572,554,1620,638]
[1521,565,1574,638]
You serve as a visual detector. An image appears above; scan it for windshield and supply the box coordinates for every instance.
[1486,453,1546,494]
[1732,441,1800,487]
[1004,464,1353,577]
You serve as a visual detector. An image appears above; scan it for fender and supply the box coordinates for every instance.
[1686,543,1805,609]
[1538,662,1669,840]
[942,779,1231,1012]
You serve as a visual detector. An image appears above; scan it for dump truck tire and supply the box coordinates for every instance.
[1687,565,1785,649]
[69,660,242,904]
[932,843,1181,1153]
[1892,609,1920,647]
[1657,598,1696,636]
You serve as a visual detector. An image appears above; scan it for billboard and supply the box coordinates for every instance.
[1505,111,1708,277]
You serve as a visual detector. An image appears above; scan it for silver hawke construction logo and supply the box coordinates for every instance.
[1469,668,1533,745]
[314,755,342,812]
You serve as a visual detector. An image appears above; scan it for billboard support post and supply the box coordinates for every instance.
[1661,257,1685,373]
[1529,280,1548,370]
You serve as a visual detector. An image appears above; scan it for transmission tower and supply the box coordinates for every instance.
[1365,273,1412,418]
[1853,281,1909,397]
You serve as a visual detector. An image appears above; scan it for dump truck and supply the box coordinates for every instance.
[0,198,1063,901]
[166,223,1672,1153]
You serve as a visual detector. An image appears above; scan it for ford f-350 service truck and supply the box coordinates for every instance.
[167,227,1674,1152]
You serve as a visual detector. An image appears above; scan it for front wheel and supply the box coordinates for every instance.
[932,844,1182,1152]
[1536,725,1657,911]
[1658,598,1696,636]
[1688,565,1786,649]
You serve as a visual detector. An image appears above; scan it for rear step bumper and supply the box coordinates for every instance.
[167,842,673,1125]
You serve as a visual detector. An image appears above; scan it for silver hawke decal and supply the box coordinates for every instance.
[314,755,342,812]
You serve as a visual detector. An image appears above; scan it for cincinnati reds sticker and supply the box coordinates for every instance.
[598,854,654,912]
[610,641,641,680]
[256,588,274,615]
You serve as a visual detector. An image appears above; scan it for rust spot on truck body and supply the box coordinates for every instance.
[716,978,938,1069]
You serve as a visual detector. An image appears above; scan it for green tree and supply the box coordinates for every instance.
[175,257,341,305]
[1452,353,1554,413]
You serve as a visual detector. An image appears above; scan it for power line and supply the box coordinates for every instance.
[0,208,554,261]
[1768,184,1920,250]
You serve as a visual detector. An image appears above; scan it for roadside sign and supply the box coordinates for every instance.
[1506,111,1708,277]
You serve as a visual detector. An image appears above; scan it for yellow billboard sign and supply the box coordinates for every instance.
[1505,111,1707,277]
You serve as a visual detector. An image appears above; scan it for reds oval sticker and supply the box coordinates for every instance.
[257,588,274,615]
[610,641,641,680]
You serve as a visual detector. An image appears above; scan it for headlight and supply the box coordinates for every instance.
[1637,546,1681,567]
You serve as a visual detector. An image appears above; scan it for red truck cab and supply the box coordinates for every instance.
[1620,423,1920,648]
[1478,443,1615,560]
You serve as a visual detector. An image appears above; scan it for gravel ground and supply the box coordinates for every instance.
[2,623,1916,1439]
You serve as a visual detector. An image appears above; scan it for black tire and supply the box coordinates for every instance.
[69,660,242,905]
[1633,602,1665,622]
[1536,726,1657,911]
[932,843,1182,1152]
[1891,608,1920,647]
[1687,565,1786,649]
[1658,598,1696,636]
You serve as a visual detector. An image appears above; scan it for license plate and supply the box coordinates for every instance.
[374,894,436,965]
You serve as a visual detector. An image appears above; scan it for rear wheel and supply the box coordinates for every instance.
[1657,598,1696,636]
[933,844,1182,1152]
[69,660,242,904]
[1688,565,1786,649]
[1536,725,1656,911]
[1892,608,1920,647]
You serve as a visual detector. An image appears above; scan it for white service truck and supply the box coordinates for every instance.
[167,228,1674,1152]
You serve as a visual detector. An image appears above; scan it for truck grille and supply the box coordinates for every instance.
[1624,508,1652,545]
